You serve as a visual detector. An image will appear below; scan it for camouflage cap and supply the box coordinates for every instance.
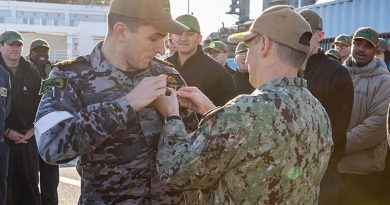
[205,32,219,41]
[353,27,379,48]
[0,30,23,45]
[175,14,200,33]
[30,39,50,51]
[332,34,352,46]
[325,48,341,60]
[204,41,228,53]
[109,0,189,34]
[228,5,312,54]
[298,9,323,32]
[235,42,249,54]
[377,38,389,52]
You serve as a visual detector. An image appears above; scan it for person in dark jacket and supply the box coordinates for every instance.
[299,10,354,205]
[0,64,11,205]
[382,102,390,205]
[27,39,59,205]
[232,42,253,95]
[0,30,41,205]
[167,14,236,106]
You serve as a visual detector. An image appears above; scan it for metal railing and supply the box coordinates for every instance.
[49,50,70,63]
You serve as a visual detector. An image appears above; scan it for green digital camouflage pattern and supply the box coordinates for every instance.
[157,77,333,204]
[34,42,197,204]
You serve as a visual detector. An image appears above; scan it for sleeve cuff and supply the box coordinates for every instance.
[163,119,187,137]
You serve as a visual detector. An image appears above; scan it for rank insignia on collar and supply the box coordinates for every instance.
[39,78,68,95]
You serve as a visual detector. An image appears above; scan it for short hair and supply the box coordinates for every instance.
[107,13,148,33]
[252,35,307,68]
[274,42,307,68]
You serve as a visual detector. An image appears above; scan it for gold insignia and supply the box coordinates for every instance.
[164,74,178,84]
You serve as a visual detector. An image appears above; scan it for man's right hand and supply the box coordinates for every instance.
[124,76,167,111]
[176,87,216,115]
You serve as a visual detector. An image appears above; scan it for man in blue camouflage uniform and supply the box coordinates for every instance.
[34,0,192,204]
[154,5,333,204]
[0,64,10,205]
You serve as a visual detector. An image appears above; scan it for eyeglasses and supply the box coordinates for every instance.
[335,44,350,49]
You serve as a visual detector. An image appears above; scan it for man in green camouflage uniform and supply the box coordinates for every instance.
[154,5,333,204]
[34,0,192,204]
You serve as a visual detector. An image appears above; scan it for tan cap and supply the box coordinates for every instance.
[228,5,312,54]
[298,9,323,32]
[109,0,189,34]
[353,27,379,48]
[204,41,228,53]
[0,30,23,45]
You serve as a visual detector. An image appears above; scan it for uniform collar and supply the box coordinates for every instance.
[89,41,118,73]
[258,77,307,90]
[89,42,154,81]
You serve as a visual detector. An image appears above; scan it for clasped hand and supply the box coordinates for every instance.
[154,87,216,117]
[124,76,216,117]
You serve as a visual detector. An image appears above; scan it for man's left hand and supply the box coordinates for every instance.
[153,89,180,118]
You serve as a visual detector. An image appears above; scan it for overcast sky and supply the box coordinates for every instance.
[170,0,263,38]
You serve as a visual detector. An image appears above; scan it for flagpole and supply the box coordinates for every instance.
[187,0,190,14]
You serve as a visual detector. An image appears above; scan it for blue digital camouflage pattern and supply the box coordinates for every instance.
[34,42,198,204]
[157,77,333,204]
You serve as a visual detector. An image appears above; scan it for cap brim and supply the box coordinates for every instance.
[149,19,190,34]
[353,37,377,47]
[235,49,248,54]
[332,41,350,46]
[327,53,339,59]
[228,31,257,44]
[377,48,386,52]
[31,45,50,51]
[204,47,219,53]
[5,39,23,45]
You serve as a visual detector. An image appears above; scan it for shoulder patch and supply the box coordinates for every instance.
[39,78,68,95]
[56,56,88,70]
[199,106,224,127]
